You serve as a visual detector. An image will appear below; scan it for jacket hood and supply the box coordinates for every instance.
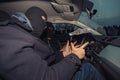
[10,12,33,32]
[12,12,33,30]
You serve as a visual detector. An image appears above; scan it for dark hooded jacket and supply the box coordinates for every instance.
[0,10,10,25]
[0,7,81,80]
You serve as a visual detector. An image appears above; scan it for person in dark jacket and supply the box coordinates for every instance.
[0,6,105,80]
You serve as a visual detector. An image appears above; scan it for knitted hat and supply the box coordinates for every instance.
[25,6,47,37]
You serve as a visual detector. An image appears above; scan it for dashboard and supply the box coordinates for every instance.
[53,23,120,80]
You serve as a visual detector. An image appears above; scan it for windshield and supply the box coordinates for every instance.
[79,0,120,26]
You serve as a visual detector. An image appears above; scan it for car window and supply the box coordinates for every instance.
[79,0,120,26]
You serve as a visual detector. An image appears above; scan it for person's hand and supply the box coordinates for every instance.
[60,41,71,57]
[71,42,89,59]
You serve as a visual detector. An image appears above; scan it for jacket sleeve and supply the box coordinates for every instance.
[45,51,64,65]
[0,40,81,80]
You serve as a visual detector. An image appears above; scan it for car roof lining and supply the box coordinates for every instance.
[0,0,83,22]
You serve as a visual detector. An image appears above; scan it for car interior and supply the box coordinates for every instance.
[0,0,120,80]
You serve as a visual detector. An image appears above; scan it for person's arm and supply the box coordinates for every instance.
[0,40,80,80]
[45,51,64,65]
